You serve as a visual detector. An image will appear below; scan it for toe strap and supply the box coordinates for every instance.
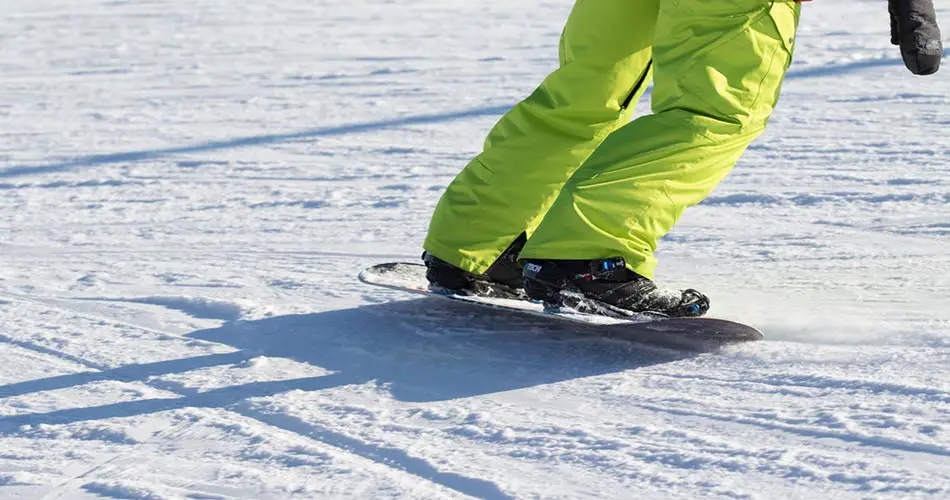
[679,289,710,317]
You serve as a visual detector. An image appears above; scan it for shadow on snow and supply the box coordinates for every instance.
[0,105,511,179]
[0,298,692,429]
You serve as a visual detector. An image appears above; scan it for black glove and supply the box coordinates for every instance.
[889,0,943,75]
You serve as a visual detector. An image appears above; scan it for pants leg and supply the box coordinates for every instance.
[520,0,801,280]
[423,0,660,274]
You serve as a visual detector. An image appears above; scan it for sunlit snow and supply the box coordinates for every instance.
[1,0,949,498]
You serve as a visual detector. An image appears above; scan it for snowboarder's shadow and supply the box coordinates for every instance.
[0,298,694,431]
[189,298,694,402]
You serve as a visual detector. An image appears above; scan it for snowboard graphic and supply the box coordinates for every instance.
[359,262,763,350]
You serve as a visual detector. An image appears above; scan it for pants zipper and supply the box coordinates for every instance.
[621,59,653,110]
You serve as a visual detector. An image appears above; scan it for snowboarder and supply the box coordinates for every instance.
[421,0,942,317]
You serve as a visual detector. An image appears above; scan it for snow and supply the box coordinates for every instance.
[1,0,949,498]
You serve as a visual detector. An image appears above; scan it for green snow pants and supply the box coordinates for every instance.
[424,0,801,280]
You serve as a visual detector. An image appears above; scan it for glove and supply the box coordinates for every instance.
[889,0,943,75]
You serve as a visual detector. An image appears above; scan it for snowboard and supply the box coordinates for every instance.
[359,262,763,351]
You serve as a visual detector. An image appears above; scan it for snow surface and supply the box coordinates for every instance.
[2,0,950,498]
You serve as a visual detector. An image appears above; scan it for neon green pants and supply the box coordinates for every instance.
[424,0,800,279]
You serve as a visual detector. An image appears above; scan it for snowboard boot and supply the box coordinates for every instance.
[423,234,526,298]
[522,258,710,318]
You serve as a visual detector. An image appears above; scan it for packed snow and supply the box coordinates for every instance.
[2,0,949,498]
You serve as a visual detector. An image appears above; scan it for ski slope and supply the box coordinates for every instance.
[1,0,949,498]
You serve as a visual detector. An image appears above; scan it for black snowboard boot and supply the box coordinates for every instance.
[423,234,526,298]
[522,257,709,318]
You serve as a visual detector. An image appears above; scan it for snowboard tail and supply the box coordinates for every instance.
[359,262,763,350]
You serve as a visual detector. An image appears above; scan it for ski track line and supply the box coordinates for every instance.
[37,430,177,500]
[0,333,102,374]
[0,293,510,500]
[40,456,127,500]
[652,372,950,405]
[0,292,227,345]
[632,401,950,459]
